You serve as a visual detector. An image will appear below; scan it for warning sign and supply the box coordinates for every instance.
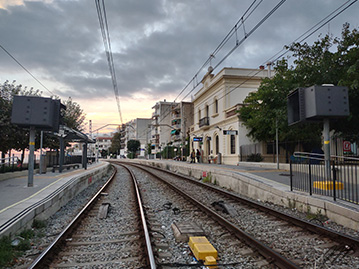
[343,141,351,152]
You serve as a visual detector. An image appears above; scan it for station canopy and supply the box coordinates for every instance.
[53,125,96,143]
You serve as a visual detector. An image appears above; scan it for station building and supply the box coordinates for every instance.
[190,66,271,165]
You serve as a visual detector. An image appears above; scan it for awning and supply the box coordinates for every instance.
[171,129,177,134]
[52,125,96,143]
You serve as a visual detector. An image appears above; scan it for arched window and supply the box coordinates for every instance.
[230,134,235,154]
[215,99,218,114]
[215,135,219,154]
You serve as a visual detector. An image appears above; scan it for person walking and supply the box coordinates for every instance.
[190,150,195,163]
[196,149,201,163]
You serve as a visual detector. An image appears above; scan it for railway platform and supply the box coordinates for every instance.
[0,161,111,237]
[128,159,359,231]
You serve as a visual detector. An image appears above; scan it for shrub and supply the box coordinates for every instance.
[246,153,263,162]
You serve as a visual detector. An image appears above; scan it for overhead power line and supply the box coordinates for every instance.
[190,0,358,121]
[0,44,55,96]
[174,0,264,103]
[265,0,358,64]
[155,0,287,131]
[180,0,287,102]
[95,0,123,124]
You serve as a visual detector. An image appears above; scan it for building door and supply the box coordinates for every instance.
[206,139,211,161]
[215,135,219,154]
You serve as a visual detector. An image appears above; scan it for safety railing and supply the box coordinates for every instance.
[290,152,359,205]
[0,156,21,173]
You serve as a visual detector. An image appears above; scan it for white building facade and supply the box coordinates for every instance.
[151,100,177,154]
[125,118,152,157]
[170,102,194,158]
[191,67,270,165]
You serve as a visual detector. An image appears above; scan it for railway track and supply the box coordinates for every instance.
[27,161,359,268]
[125,162,359,268]
[28,165,156,268]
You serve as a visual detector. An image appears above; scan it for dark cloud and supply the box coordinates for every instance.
[0,0,358,103]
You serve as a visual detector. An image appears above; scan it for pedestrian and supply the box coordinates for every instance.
[196,149,201,163]
[190,150,195,163]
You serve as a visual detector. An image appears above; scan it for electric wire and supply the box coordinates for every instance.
[95,0,123,124]
[180,0,286,102]
[122,0,357,151]
[173,0,263,103]
[189,0,358,123]
[0,44,55,96]
[265,0,357,64]
[146,0,287,149]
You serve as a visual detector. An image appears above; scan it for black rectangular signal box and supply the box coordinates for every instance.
[11,96,62,132]
[287,85,349,126]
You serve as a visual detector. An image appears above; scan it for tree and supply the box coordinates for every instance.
[240,60,322,152]
[62,97,86,132]
[0,81,87,161]
[240,23,359,152]
[109,131,121,155]
[0,81,42,162]
[127,140,140,158]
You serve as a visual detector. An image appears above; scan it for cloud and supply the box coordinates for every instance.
[1,0,358,121]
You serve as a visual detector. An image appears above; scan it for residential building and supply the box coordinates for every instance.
[191,66,271,165]
[71,132,113,157]
[125,118,152,157]
[151,100,178,155]
[96,135,112,152]
[170,101,194,158]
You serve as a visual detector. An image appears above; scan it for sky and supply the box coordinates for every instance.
[1,0,358,134]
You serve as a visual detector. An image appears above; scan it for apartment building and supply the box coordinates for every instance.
[191,66,270,165]
[125,118,152,157]
[170,101,194,157]
[151,100,177,154]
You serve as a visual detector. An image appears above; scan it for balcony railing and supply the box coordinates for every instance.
[199,117,210,127]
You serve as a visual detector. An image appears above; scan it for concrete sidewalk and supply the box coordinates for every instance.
[0,161,110,236]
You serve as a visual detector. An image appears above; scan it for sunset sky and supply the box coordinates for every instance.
[1,0,358,134]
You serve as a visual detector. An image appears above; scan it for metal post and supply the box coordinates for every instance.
[39,131,43,174]
[290,159,293,191]
[323,118,331,180]
[332,160,337,201]
[28,126,35,187]
[83,143,88,170]
[276,118,279,169]
[59,136,64,173]
[309,161,312,196]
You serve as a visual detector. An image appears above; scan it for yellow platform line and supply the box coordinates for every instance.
[0,176,64,214]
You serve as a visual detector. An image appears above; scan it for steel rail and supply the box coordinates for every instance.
[118,164,157,269]
[138,162,359,251]
[28,167,117,268]
[127,163,298,269]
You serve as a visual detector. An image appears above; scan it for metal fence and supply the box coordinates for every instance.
[0,156,22,173]
[290,152,359,205]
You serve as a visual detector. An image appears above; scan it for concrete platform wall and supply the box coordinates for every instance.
[133,160,359,231]
[2,163,112,237]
